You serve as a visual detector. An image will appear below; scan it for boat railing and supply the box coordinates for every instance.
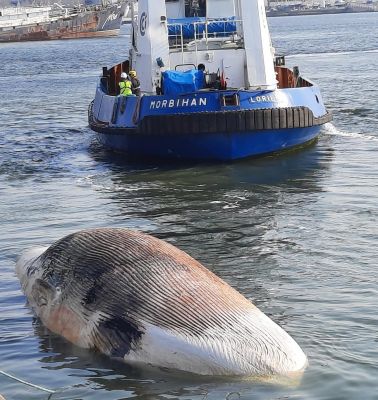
[0,6,52,28]
[167,18,243,54]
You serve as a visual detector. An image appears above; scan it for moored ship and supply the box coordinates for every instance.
[0,0,126,42]
[266,0,378,17]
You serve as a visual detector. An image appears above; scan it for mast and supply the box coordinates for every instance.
[236,0,277,90]
[133,0,170,94]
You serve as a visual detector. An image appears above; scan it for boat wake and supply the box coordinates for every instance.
[323,123,378,141]
[286,48,378,58]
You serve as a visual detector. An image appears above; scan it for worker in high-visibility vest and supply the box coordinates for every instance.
[119,72,132,96]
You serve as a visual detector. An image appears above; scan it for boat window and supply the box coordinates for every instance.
[185,0,206,17]
[221,94,239,107]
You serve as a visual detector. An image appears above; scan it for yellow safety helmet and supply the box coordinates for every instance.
[129,70,137,77]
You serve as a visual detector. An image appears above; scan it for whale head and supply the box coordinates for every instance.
[16,247,48,289]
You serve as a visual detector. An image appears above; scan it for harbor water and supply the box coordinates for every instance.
[1,12,377,400]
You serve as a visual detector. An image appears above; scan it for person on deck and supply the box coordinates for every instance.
[119,72,132,96]
[129,70,141,96]
[197,63,206,72]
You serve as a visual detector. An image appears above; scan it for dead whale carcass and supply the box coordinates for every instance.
[16,228,307,376]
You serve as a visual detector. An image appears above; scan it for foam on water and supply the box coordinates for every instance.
[323,123,378,141]
[286,48,378,58]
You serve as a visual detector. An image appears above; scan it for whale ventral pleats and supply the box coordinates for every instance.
[16,228,308,377]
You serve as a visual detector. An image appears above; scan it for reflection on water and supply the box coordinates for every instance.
[32,323,302,400]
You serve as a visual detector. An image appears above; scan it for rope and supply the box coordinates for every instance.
[226,393,241,400]
[201,391,241,400]
[0,369,56,394]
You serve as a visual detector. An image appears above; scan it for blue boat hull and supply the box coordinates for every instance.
[94,125,322,161]
[89,82,331,161]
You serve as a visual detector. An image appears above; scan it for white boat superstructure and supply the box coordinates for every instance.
[0,6,51,29]
[129,0,277,94]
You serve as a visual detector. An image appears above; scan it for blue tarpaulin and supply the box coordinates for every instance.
[162,69,205,95]
[168,17,237,39]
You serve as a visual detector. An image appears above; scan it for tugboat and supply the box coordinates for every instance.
[88,0,332,161]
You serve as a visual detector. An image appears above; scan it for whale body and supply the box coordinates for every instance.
[16,228,307,377]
